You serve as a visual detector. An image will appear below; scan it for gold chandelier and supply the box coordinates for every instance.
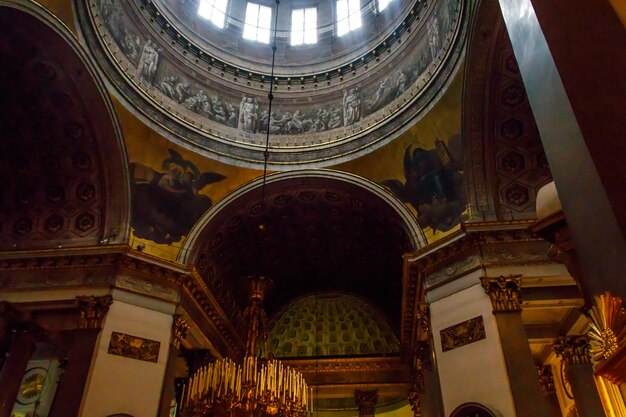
[181,2,312,415]
[181,277,312,417]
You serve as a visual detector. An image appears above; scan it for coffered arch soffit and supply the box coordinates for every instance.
[178,170,424,325]
[461,0,552,222]
[0,2,131,250]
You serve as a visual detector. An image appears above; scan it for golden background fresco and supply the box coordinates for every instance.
[36,0,464,260]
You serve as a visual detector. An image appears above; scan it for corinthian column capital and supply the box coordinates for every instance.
[480,275,523,312]
[76,295,113,329]
[553,336,592,366]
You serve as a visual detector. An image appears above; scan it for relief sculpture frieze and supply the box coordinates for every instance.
[440,316,486,352]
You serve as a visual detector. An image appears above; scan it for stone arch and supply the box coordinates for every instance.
[0,2,131,250]
[180,169,425,263]
[178,169,424,327]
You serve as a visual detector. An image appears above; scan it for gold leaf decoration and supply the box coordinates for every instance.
[587,292,626,362]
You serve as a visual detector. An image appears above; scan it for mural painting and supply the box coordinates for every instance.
[130,149,226,244]
[382,135,465,232]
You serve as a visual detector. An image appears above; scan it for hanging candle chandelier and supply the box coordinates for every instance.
[181,276,312,417]
[181,1,312,415]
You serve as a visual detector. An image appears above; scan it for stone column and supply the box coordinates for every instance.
[553,337,605,417]
[49,295,113,417]
[481,276,550,417]
[355,389,378,417]
[158,314,190,417]
[537,365,562,417]
[496,0,626,300]
[0,322,46,417]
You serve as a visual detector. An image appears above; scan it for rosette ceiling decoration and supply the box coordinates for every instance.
[77,0,468,168]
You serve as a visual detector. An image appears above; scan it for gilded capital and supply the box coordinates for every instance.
[480,275,523,312]
[76,295,113,329]
[355,389,378,416]
[553,337,592,366]
[172,314,191,349]
[415,303,430,339]
[407,381,423,417]
[536,365,555,393]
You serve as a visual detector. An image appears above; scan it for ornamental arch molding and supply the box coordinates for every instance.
[180,169,425,263]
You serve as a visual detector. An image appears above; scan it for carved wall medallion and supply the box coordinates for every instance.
[107,331,161,363]
[440,316,486,352]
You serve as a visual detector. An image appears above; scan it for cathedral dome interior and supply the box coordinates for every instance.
[267,293,400,358]
[1,0,625,417]
[78,0,467,166]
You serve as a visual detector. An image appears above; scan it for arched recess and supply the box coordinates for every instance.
[462,0,552,222]
[179,169,425,328]
[0,2,131,250]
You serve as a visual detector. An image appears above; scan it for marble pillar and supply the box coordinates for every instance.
[481,276,550,417]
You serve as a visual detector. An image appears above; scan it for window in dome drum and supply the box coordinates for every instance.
[198,0,228,28]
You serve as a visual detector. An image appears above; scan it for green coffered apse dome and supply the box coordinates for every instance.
[267,293,399,358]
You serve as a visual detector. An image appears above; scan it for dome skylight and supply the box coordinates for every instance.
[243,2,272,43]
[378,0,392,12]
[291,8,318,46]
[336,0,362,36]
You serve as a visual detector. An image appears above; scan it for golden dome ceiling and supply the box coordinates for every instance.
[268,293,399,358]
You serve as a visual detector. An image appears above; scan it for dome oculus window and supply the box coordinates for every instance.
[243,3,272,43]
[336,0,361,36]
[291,8,317,45]
[377,0,392,12]
[198,0,228,29]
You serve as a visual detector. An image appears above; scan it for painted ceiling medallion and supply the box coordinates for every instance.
[76,0,469,168]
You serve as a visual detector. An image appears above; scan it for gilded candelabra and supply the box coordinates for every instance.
[181,277,312,417]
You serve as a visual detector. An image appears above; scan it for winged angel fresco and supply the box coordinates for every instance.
[130,149,226,244]
[382,136,465,232]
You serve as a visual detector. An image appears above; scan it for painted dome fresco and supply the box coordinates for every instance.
[267,293,399,358]
[77,0,469,167]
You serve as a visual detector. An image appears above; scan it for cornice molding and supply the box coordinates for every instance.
[400,220,548,356]
[279,356,410,375]
[0,245,244,357]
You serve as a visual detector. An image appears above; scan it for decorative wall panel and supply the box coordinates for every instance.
[108,331,161,363]
[440,316,485,352]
